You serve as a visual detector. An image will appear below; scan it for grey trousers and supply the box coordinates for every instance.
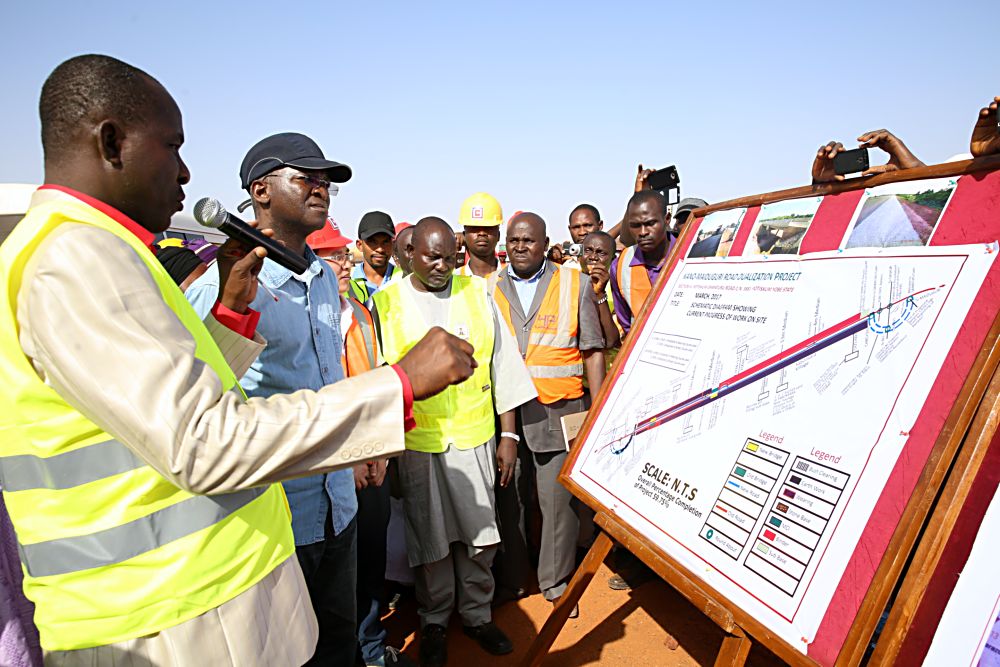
[415,543,497,628]
[497,447,579,600]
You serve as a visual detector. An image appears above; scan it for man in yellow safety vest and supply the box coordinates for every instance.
[371,217,536,667]
[0,53,474,666]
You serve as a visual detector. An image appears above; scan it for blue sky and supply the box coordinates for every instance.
[1,1,995,242]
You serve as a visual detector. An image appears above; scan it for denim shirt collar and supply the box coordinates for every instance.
[260,245,324,289]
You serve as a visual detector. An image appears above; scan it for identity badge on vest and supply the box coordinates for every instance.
[452,322,489,393]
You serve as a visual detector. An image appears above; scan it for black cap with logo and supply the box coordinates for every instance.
[240,132,352,190]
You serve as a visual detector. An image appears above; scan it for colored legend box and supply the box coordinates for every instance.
[743,438,790,466]
[743,456,850,597]
[792,459,850,490]
[703,437,792,561]
[713,500,757,532]
[726,476,769,504]
[701,524,744,559]
[774,501,828,535]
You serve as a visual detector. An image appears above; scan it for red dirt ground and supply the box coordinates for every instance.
[381,562,790,666]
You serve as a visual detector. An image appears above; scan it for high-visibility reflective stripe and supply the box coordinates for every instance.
[524,268,578,347]
[487,271,501,294]
[349,278,370,303]
[348,299,377,369]
[17,486,265,578]
[528,364,584,379]
[618,246,636,311]
[528,333,579,348]
[557,270,574,339]
[0,439,144,492]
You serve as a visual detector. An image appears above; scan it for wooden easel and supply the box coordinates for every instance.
[522,511,752,667]
[522,157,1000,667]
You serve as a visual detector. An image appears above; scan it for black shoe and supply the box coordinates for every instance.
[419,624,447,667]
[491,585,527,608]
[381,646,417,667]
[462,622,514,656]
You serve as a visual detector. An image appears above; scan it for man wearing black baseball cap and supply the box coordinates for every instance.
[350,211,403,303]
[240,132,352,190]
[189,132,391,666]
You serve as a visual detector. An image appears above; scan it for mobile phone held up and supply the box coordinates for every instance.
[833,148,870,176]
[647,165,680,192]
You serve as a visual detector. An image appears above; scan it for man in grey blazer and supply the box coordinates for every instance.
[492,212,607,607]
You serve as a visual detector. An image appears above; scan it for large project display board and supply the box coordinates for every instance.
[565,165,1000,665]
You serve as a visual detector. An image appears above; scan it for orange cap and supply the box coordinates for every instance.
[307,218,353,251]
[394,222,413,233]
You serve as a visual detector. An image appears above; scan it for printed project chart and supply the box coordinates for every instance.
[570,244,995,653]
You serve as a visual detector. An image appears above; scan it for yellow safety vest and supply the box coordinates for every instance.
[373,275,495,452]
[494,266,584,404]
[0,194,294,650]
[350,264,402,303]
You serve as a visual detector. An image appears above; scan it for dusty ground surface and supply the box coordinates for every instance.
[381,562,789,666]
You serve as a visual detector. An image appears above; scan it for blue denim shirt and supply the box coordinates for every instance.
[185,247,358,546]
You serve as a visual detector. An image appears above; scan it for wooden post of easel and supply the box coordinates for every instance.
[520,529,613,667]
[521,511,752,667]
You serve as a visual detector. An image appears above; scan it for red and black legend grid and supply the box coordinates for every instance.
[743,456,850,596]
[699,438,790,559]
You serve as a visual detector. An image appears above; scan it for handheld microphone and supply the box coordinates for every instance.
[193,198,310,275]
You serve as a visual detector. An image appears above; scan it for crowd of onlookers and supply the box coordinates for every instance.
[155,93,998,667]
[2,51,997,667]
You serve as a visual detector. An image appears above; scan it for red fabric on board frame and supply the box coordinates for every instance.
[931,169,1000,247]
[798,189,865,255]
[723,206,759,257]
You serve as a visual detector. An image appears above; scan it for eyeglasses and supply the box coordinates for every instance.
[319,251,351,263]
[264,172,340,196]
[582,247,611,259]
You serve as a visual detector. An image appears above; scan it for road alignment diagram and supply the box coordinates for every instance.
[570,244,995,654]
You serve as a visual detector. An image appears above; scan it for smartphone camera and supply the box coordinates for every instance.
[833,148,870,176]
[647,165,681,204]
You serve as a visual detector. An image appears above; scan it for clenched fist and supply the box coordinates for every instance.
[397,326,478,400]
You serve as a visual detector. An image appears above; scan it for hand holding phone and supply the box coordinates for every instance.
[833,148,870,176]
[647,165,680,192]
